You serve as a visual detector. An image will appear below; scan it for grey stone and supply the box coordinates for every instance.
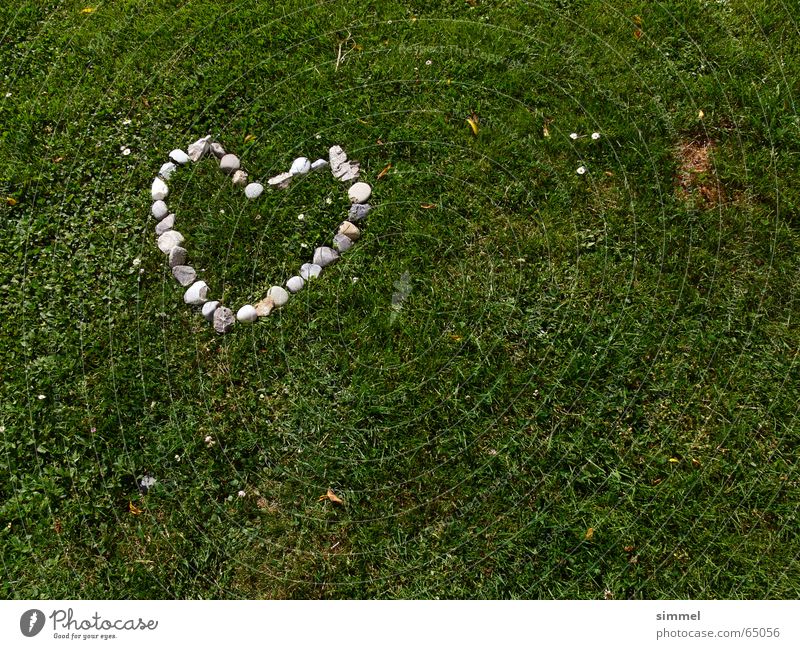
[313,246,339,268]
[299,263,322,280]
[333,233,353,252]
[220,153,240,174]
[311,158,329,172]
[159,161,177,180]
[169,149,190,165]
[172,265,197,287]
[267,286,289,307]
[183,280,208,305]
[232,170,248,187]
[155,213,175,235]
[210,142,226,159]
[202,300,220,322]
[286,275,305,293]
[348,182,372,204]
[157,230,184,253]
[244,183,264,199]
[213,306,235,334]
[151,200,169,220]
[168,246,187,268]
[348,203,372,222]
[267,172,292,189]
[187,136,211,162]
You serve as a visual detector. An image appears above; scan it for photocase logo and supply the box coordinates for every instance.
[20,609,45,637]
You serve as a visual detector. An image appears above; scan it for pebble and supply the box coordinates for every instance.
[210,142,226,159]
[289,157,311,175]
[155,214,175,235]
[254,299,274,317]
[169,149,190,165]
[151,177,168,201]
[333,233,353,252]
[244,183,264,199]
[348,182,372,204]
[220,153,240,174]
[187,135,211,162]
[157,230,185,253]
[348,203,371,222]
[299,263,322,280]
[267,285,289,307]
[168,246,187,268]
[313,246,339,268]
[236,304,258,322]
[202,300,220,321]
[159,161,177,180]
[213,306,235,334]
[311,158,329,172]
[267,172,292,189]
[329,145,347,172]
[286,275,305,293]
[172,265,197,287]
[183,280,209,305]
[338,221,361,240]
[232,170,248,186]
[151,200,169,220]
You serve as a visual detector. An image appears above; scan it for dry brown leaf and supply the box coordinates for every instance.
[5,197,17,206]
[420,203,436,209]
[466,114,479,135]
[584,527,595,540]
[377,163,392,180]
[129,501,143,515]
[319,488,344,505]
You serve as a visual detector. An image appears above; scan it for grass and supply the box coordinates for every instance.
[0,0,798,599]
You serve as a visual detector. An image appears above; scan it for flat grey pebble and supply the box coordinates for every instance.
[159,161,177,180]
[313,246,339,268]
[267,286,289,307]
[157,230,184,254]
[267,172,292,189]
[155,214,175,235]
[220,153,240,174]
[169,149,190,165]
[168,246,187,268]
[151,200,169,220]
[333,233,353,252]
[244,183,264,199]
[202,301,220,322]
[213,306,235,334]
[286,275,305,293]
[311,158,329,172]
[172,265,197,287]
[210,142,226,159]
[348,203,372,222]
[299,263,322,280]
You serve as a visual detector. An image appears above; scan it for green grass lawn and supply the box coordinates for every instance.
[1,0,798,599]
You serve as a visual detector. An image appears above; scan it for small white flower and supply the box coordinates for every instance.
[237,490,246,498]
[591,132,601,140]
[297,213,305,221]
[570,133,579,140]
[174,454,181,461]
[122,148,131,156]
[37,394,45,400]
[576,166,587,175]
[425,60,432,65]
[315,133,322,139]
[351,276,359,283]
[325,197,332,205]
[0,426,5,433]
[219,208,225,214]
[300,243,308,248]
[132,257,141,267]
[4,92,11,98]
[139,268,145,275]
[122,118,131,126]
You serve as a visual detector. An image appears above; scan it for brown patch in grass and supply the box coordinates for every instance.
[675,139,725,207]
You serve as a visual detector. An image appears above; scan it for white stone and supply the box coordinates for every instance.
[329,145,347,170]
[286,276,304,293]
[244,183,264,199]
[202,301,220,322]
[329,145,360,182]
[333,233,353,252]
[183,281,209,305]
[213,306,235,333]
[157,230,185,254]
[210,142,226,158]
[159,161,177,180]
[169,149,190,165]
[313,246,339,268]
[168,246,187,268]
[187,136,211,162]
[171,265,196,287]
[299,263,322,280]
[267,172,292,189]
[151,177,168,201]
[289,157,311,176]
[348,182,372,204]
[236,305,258,322]
[220,154,240,174]
[155,214,175,235]
[338,221,361,241]
[267,286,289,307]
[151,200,169,220]
[232,170,248,187]
[311,158,329,172]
